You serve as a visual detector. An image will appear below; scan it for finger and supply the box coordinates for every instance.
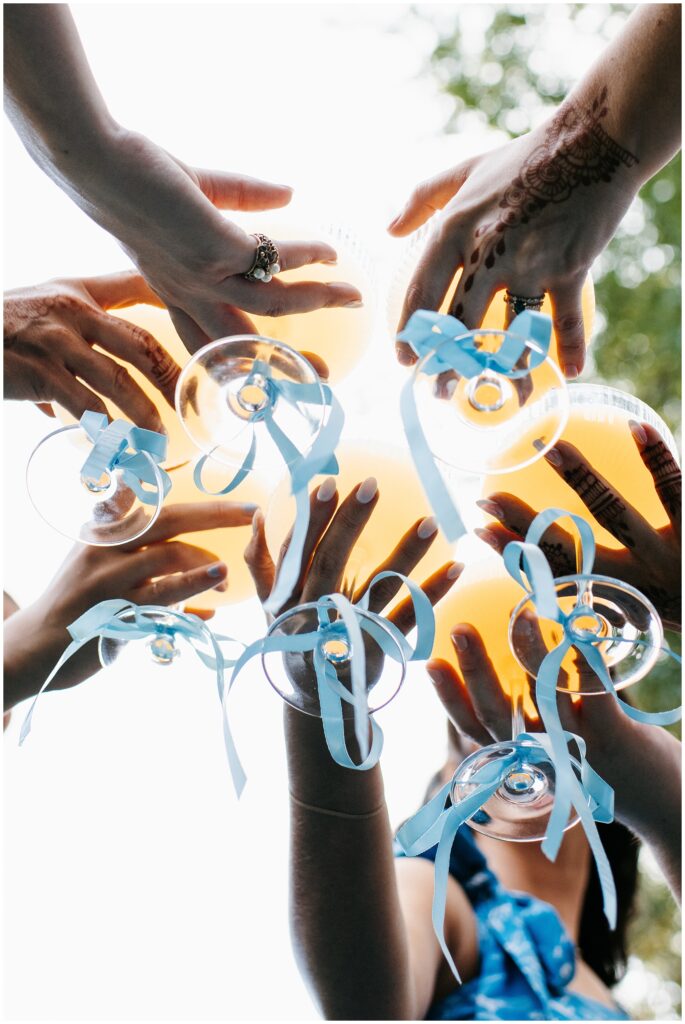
[77,307,182,410]
[388,561,463,635]
[192,170,293,211]
[302,478,379,601]
[273,240,338,272]
[352,515,441,613]
[396,226,462,353]
[64,341,165,433]
[126,540,227,587]
[426,658,494,747]
[447,264,498,329]
[224,277,363,317]
[450,624,512,741]
[477,494,578,576]
[183,607,216,621]
[244,509,276,604]
[272,479,340,606]
[549,277,586,379]
[542,440,653,552]
[135,560,228,607]
[80,271,164,310]
[167,303,256,355]
[121,499,259,549]
[299,351,330,381]
[474,523,523,557]
[388,162,472,237]
[44,369,109,421]
[36,402,56,417]
[629,420,681,529]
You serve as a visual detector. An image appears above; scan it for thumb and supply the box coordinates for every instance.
[388,161,472,236]
[81,271,164,310]
[192,168,293,211]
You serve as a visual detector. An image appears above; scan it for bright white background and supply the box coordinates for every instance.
[3,4,627,1021]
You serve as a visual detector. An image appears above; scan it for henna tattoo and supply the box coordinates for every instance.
[642,440,682,521]
[562,464,636,549]
[464,86,638,280]
[539,541,576,577]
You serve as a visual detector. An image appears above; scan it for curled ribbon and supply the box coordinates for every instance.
[19,600,246,796]
[80,411,172,505]
[398,310,553,541]
[396,730,615,981]
[192,359,344,612]
[503,508,681,907]
[229,571,435,770]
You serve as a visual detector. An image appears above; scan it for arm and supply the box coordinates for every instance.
[390,4,681,376]
[4,6,361,352]
[245,486,475,1018]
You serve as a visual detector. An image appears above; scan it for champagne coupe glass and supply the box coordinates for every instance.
[26,420,165,546]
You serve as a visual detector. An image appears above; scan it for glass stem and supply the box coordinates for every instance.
[510,679,526,740]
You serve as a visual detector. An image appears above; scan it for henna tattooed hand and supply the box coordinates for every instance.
[4,272,181,430]
[476,421,681,631]
[389,87,639,377]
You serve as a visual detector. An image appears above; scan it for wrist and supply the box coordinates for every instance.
[3,602,68,710]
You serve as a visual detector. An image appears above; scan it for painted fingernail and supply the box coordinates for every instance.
[475,527,498,548]
[207,562,227,579]
[445,378,458,399]
[452,629,469,651]
[356,477,378,504]
[387,215,401,231]
[476,498,504,520]
[322,257,338,265]
[629,419,647,446]
[417,515,438,539]
[447,561,463,580]
[317,476,337,502]
[565,364,579,380]
[344,299,364,308]
[543,447,563,467]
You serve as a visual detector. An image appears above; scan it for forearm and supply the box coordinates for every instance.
[564,3,681,183]
[285,706,416,1020]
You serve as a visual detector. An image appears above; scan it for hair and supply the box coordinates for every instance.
[423,723,640,989]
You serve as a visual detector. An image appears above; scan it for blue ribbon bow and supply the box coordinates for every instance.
[398,310,553,541]
[396,730,615,981]
[19,600,246,795]
[502,508,681,895]
[80,411,172,506]
[192,359,344,612]
[229,572,435,769]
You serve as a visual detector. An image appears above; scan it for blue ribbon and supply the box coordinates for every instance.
[18,600,246,796]
[503,508,681,903]
[398,310,553,541]
[192,360,343,612]
[80,411,172,505]
[230,572,435,769]
[396,731,615,981]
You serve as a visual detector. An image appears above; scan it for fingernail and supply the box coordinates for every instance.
[417,515,438,539]
[214,580,229,593]
[356,477,378,504]
[207,562,227,579]
[629,419,647,446]
[447,561,463,580]
[387,215,400,231]
[322,258,338,265]
[317,476,337,502]
[532,438,546,453]
[239,502,259,513]
[543,447,563,468]
[344,299,364,308]
[477,498,504,520]
[445,378,458,399]
[565,364,579,380]
[475,527,498,547]
[452,629,469,651]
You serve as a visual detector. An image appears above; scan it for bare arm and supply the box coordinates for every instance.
[245,487,476,1018]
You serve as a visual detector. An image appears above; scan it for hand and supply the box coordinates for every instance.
[426,623,681,893]
[3,498,256,710]
[68,131,363,354]
[477,421,682,630]
[244,478,461,712]
[4,271,180,430]
[389,91,642,377]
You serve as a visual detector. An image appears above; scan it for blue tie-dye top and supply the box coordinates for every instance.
[396,825,630,1021]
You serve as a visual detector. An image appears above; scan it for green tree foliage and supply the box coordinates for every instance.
[424,4,681,1017]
